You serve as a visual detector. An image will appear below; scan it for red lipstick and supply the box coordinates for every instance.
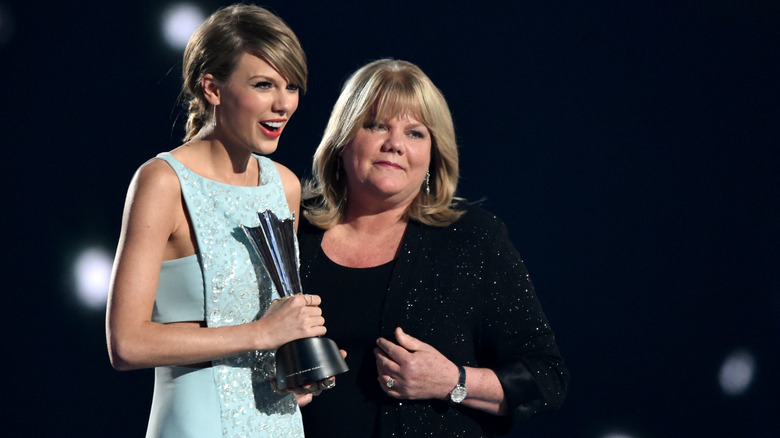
[259,119,286,139]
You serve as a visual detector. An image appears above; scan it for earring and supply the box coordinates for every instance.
[425,171,431,195]
[212,105,217,128]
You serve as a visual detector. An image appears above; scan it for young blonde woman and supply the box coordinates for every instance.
[106,5,324,437]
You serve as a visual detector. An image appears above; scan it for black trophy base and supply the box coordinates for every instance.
[275,336,349,390]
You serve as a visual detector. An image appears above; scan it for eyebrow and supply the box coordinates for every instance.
[405,122,428,130]
[248,74,274,81]
[248,74,293,86]
[371,114,425,127]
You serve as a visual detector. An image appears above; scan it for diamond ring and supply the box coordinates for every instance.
[386,377,395,388]
[321,378,336,390]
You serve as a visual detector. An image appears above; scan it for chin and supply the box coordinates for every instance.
[254,141,280,155]
[371,187,415,201]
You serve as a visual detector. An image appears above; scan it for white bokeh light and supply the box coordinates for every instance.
[601,432,638,438]
[161,3,205,50]
[718,348,756,396]
[73,247,113,310]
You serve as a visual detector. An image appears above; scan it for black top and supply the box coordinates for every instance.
[303,247,395,436]
[300,204,568,438]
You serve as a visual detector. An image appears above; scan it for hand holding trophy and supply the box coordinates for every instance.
[242,210,349,391]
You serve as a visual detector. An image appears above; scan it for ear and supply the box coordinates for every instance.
[201,73,221,106]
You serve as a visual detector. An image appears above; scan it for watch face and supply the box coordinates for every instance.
[450,385,467,403]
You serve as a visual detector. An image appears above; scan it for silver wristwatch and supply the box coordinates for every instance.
[449,365,467,404]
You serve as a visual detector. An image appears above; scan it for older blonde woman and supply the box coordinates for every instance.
[299,59,568,437]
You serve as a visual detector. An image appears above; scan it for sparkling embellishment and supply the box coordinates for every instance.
[298,204,568,436]
[162,153,303,437]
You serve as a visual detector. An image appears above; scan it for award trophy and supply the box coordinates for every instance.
[242,210,348,391]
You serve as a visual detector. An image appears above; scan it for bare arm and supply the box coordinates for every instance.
[106,160,324,371]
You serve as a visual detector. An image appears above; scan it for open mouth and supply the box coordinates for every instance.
[260,121,284,131]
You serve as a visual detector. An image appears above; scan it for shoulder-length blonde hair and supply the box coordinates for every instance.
[304,58,463,229]
[181,3,307,141]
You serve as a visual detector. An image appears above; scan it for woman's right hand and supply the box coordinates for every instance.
[255,294,326,349]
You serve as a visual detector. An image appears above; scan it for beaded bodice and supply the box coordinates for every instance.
[156,152,303,437]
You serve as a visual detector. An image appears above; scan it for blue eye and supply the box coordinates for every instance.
[286,84,300,92]
[253,81,272,89]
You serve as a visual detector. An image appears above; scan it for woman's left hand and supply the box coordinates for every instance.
[289,349,346,406]
[374,327,459,400]
[291,377,335,407]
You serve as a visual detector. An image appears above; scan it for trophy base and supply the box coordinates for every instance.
[275,336,349,390]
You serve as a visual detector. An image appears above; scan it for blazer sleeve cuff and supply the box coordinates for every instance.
[494,360,544,421]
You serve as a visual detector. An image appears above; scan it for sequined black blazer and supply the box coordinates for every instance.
[299,204,568,437]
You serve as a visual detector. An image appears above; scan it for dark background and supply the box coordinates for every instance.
[3,1,778,436]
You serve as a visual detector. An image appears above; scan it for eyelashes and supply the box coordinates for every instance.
[252,81,300,93]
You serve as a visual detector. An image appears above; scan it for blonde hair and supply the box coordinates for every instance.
[304,59,463,228]
[181,4,307,141]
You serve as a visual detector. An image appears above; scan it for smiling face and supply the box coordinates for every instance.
[341,113,432,211]
[213,52,299,155]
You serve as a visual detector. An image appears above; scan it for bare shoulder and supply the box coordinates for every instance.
[131,158,181,198]
[269,160,301,226]
[122,158,183,226]
[271,161,301,193]
[273,161,301,188]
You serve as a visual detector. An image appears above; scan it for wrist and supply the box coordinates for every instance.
[440,363,459,400]
[248,319,271,351]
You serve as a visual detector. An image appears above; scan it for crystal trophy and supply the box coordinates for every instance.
[242,210,348,390]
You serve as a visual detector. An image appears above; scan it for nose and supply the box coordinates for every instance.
[272,90,297,115]
[381,129,405,155]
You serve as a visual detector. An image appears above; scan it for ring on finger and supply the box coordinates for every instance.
[386,377,395,388]
[321,378,336,390]
[304,294,311,305]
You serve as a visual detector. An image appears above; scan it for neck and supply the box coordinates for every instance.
[322,202,410,268]
[182,135,257,186]
[342,196,411,233]
[341,209,408,236]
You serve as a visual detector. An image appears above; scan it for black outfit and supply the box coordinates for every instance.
[300,204,568,438]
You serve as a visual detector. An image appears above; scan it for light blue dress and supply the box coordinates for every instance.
[146,152,303,438]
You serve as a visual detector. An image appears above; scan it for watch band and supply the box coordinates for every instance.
[449,365,467,404]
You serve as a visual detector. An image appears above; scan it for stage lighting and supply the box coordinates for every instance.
[73,247,113,310]
[161,3,204,50]
[718,348,756,397]
[601,432,638,438]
